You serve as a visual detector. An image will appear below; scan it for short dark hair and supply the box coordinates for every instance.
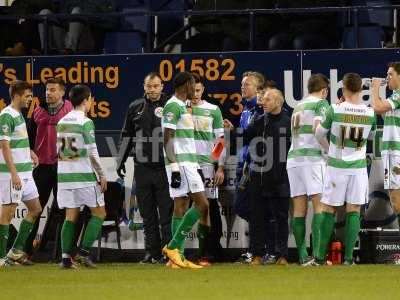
[264,80,278,90]
[173,72,194,90]
[192,72,204,85]
[388,62,400,75]
[343,73,362,93]
[9,80,32,99]
[46,77,66,90]
[69,84,91,107]
[144,72,162,82]
[308,74,329,94]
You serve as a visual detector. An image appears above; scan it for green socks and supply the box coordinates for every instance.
[12,219,35,251]
[292,217,308,262]
[317,212,335,261]
[311,213,323,258]
[61,216,104,256]
[61,220,76,256]
[168,206,201,250]
[81,216,104,252]
[344,212,360,262]
[171,216,184,256]
[197,223,210,258]
[0,224,9,258]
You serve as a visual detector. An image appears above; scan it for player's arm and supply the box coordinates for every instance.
[1,141,21,189]
[27,110,37,150]
[163,102,181,188]
[163,127,177,165]
[315,105,333,153]
[368,114,378,141]
[83,120,107,192]
[371,79,395,115]
[0,114,20,189]
[213,107,225,186]
[117,103,136,178]
[313,99,330,132]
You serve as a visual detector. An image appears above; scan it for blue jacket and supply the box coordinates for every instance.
[237,96,257,171]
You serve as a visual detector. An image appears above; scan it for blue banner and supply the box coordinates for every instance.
[0,49,398,131]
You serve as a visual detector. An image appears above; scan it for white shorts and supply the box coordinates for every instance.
[58,185,105,209]
[201,164,218,199]
[287,164,325,197]
[0,178,39,205]
[166,165,205,198]
[321,167,368,207]
[383,154,400,190]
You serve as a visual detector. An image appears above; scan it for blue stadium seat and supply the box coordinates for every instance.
[117,0,149,9]
[365,0,393,28]
[122,7,149,33]
[342,25,384,48]
[103,32,144,53]
[156,0,184,40]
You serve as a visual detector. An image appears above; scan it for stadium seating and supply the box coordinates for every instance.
[103,31,144,53]
[342,25,384,48]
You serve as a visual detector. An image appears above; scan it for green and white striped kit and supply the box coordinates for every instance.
[57,110,98,189]
[0,105,32,179]
[162,96,199,167]
[321,102,376,173]
[192,101,224,165]
[287,96,330,168]
[382,89,400,156]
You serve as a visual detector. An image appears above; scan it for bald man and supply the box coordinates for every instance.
[242,88,291,265]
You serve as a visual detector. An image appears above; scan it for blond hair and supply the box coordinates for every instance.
[242,71,265,90]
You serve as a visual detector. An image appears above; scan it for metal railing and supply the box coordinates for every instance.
[0,5,398,54]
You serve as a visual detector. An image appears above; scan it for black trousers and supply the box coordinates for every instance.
[134,165,173,258]
[25,164,63,255]
[249,178,290,258]
[205,198,223,258]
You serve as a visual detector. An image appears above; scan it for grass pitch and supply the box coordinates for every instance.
[0,263,399,300]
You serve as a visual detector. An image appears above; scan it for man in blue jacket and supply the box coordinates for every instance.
[228,71,264,263]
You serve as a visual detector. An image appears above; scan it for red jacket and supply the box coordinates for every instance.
[29,100,73,165]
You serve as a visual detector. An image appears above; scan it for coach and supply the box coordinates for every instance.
[244,88,291,265]
[117,72,172,264]
[26,78,73,257]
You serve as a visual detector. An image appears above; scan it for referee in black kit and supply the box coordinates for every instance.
[117,72,172,263]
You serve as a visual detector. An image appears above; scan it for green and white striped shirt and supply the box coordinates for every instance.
[287,96,329,168]
[57,110,98,189]
[0,105,33,180]
[192,101,224,165]
[162,96,199,167]
[382,89,400,156]
[320,102,376,174]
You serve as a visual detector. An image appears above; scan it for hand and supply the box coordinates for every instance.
[171,171,181,188]
[99,177,107,193]
[30,150,39,168]
[11,173,22,190]
[197,168,205,183]
[214,166,225,186]
[117,163,126,179]
[321,150,329,162]
[223,119,234,130]
[336,96,345,104]
[371,78,382,91]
